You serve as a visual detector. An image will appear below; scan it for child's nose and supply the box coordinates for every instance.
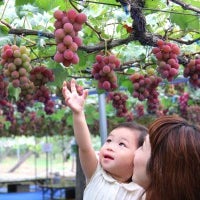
[106,143,115,151]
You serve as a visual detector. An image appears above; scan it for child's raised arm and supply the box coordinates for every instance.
[62,79,98,180]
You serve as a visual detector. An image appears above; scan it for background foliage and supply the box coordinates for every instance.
[0,0,200,137]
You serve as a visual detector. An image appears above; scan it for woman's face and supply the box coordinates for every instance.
[132,135,151,188]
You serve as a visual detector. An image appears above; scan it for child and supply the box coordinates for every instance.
[62,79,147,200]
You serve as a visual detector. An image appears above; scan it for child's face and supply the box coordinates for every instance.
[99,127,139,182]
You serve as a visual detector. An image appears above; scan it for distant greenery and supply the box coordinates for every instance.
[0,0,200,136]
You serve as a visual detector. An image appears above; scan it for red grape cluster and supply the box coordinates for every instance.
[183,58,200,88]
[30,66,55,114]
[178,92,189,117]
[130,73,162,101]
[152,39,180,81]
[30,65,55,86]
[53,9,87,67]
[135,104,144,117]
[0,74,9,99]
[92,54,120,91]
[108,92,134,121]
[147,90,160,114]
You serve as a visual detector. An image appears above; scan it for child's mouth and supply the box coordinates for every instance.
[104,155,114,160]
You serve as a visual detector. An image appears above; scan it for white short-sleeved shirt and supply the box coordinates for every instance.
[83,163,145,200]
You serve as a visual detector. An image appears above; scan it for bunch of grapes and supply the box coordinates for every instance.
[0,44,35,111]
[108,92,134,121]
[0,44,32,87]
[152,39,180,81]
[130,72,162,101]
[0,74,9,99]
[135,104,144,117]
[183,58,200,88]
[146,90,160,114]
[16,79,36,113]
[178,92,189,118]
[187,105,200,125]
[92,54,120,91]
[30,66,55,114]
[30,65,55,86]
[53,9,87,67]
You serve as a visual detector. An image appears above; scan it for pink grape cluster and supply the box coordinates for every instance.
[30,65,55,86]
[178,92,189,117]
[130,73,162,101]
[183,58,200,88]
[147,90,160,114]
[53,9,87,67]
[135,104,144,117]
[108,92,134,121]
[0,44,35,110]
[152,39,180,81]
[0,44,32,88]
[30,66,55,114]
[92,54,120,91]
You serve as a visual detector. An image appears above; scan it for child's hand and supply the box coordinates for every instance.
[62,79,88,113]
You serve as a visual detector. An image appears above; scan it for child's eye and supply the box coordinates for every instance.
[106,138,112,143]
[119,142,126,147]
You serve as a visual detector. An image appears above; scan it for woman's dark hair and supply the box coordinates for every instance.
[114,122,148,147]
[146,115,200,200]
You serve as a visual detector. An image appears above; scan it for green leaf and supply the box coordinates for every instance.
[0,36,12,46]
[145,0,166,10]
[184,0,200,8]
[48,109,66,121]
[48,61,70,87]
[15,0,35,6]
[120,78,133,94]
[8,84,21,101]
[34,0,68,11]
[170,11,199,30]
[0,25,9,35]
[85,105,99,125]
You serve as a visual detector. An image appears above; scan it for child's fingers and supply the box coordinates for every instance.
[70,79,77,93]
[62,81,70,99]
[62,81,66,87]
[83,89,88,100]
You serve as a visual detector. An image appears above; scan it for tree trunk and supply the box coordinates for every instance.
[75,150,86,200]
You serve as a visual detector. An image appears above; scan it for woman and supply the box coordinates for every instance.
[133,115,200,200]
